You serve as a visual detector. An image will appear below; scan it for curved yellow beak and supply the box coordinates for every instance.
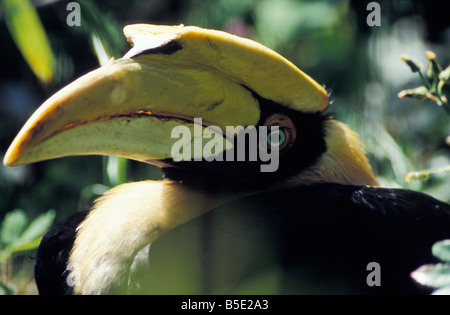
[4,57,258,166]
[4,24,327,167]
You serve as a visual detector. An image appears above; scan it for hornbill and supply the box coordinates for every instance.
[4,24,450,295]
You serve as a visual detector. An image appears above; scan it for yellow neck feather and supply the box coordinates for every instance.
[69,180,238,294]
[285,119,380,187]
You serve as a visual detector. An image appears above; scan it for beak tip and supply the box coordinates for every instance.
[3,142,24,167]
[3,150,17,167]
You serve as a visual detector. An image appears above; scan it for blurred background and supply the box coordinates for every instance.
[0,0,449,294]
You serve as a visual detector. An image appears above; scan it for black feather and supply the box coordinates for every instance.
[35,184,450,294]
[143,183,450,294]
[35,211,88,295]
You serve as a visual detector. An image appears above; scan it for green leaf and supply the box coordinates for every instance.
[0,0,54,83]
[91,33,111,66]
[16,209,56,246]
[0,209,55,262]
[0,209,28,246]
[432,240,450,263]
[411,263,450,288]
[106,156,128,187]
[0,282,14,295]
[397,86,429,101]
[2,209,56,259]
[439,65,450,82]
[9,237,43,253]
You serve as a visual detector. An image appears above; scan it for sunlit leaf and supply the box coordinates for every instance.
[432,240,450,263]
[8,237,43,253]
[0,209,56,262]
[0,209,28,246]
[106,156,128,187]
[439,65,450,82]
[16,209,56,245]
[91,33,111,66]
[78,0,124,58]
[1,0,54,83]
[411,263,450,288]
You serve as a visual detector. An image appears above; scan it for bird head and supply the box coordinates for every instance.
[4,24,378,191]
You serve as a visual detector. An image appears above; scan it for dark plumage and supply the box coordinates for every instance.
[35,211,87,295]
[143,183,450,294]
[35,183,450,294]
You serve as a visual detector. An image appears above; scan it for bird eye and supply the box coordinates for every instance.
[263,113,296,153]
[267,127,289,149]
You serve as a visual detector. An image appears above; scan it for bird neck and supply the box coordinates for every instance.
[68,120,378,294]
[285,119,380,187]
[69,180,240,294]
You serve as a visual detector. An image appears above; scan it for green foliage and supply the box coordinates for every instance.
[433,240,450,263]
[0,0,126,294]
[77,0,125,59]
[0,209,56,263]
[0,209,55,294]
[411,240,450,295]
[105,157,128,187]
[399,52,450,115]
[398,52,450,294]
[0,0,55,83]
[398,52,450,184]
